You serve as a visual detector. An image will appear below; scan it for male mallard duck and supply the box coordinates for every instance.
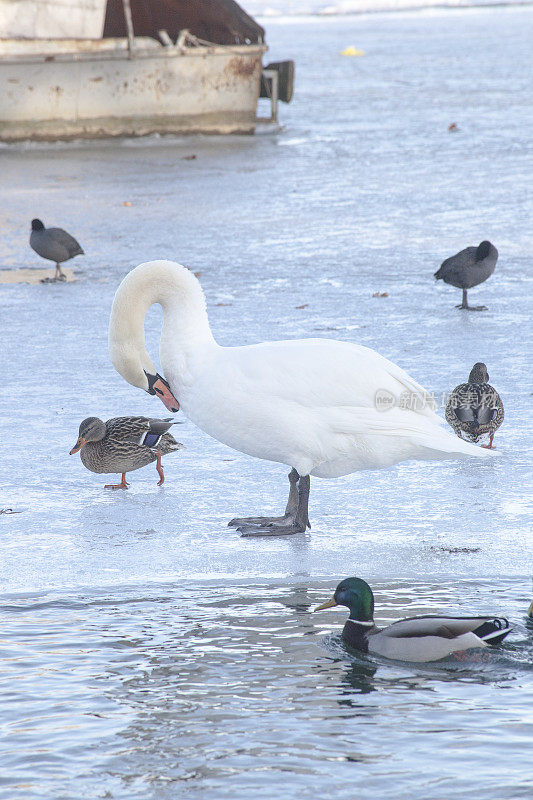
[445,362,504,449]
[434,240,498,310]
[315,577,511,662]
[69,416,183,489]
[30,218,84,282]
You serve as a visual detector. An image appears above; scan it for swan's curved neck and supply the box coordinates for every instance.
[156,269,215,352]
[109,260,216,392]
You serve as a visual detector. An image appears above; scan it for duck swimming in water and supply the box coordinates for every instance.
[315,577,511,662]
[434,240,498,310]
[108,260,495,536]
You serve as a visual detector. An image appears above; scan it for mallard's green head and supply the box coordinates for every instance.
[528,600,533,619]
[315,577,375,622]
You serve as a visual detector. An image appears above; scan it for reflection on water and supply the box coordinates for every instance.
[1,580,531,800]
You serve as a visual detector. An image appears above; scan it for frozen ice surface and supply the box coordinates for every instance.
[248,0,533,17]
[0,8,532,800]
[0,7,531,592]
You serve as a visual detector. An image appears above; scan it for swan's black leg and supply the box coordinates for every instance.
[228,468,299,528]
[237,472,311,537]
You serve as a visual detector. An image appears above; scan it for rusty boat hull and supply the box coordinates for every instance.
[0,36,267,141]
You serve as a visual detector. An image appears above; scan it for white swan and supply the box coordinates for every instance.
[109,260,494,536]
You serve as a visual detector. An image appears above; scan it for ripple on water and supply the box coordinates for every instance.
[0,580,532,799]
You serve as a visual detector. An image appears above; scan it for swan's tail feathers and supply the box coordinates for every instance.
[373,356,439,420]
[329,408,499,461]
[473,618,511,645]
[407,425,499,460]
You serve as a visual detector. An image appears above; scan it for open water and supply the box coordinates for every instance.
[0,6,532,799]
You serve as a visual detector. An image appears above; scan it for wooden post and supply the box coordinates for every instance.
[122,0,135,58]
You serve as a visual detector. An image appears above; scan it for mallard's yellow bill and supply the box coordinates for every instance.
[314,596,339,611]
[70,437,86,455]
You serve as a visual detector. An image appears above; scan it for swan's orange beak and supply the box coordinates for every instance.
[153,377,180,413]
[145,371,180,413]
[70,437,86,455]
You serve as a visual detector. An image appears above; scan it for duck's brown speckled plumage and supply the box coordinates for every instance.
[75,416,182,475]
[445,363,504,445]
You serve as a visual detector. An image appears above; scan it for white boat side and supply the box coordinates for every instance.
[0,36,268,141]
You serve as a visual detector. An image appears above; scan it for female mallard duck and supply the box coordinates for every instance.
[434,240,498,310]
[315,577,511,662]
[69,416,183,489]
[445,362,504,449]
[108,260,495,536]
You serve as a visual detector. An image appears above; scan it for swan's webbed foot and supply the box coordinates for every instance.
[237,516,311,538]
[229,513,290,527]
[239,517,308,537]
[228,468,300,529]
[231,470,311,538]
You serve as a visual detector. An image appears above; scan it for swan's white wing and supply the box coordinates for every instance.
[177,339,495,475]
[217,339,437,418]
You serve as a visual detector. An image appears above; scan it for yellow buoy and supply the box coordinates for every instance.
[340,46,365,57]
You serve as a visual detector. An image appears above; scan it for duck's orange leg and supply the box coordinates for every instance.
[155,452,165,486]
[481,434,495,449]
[105,473,130,489]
